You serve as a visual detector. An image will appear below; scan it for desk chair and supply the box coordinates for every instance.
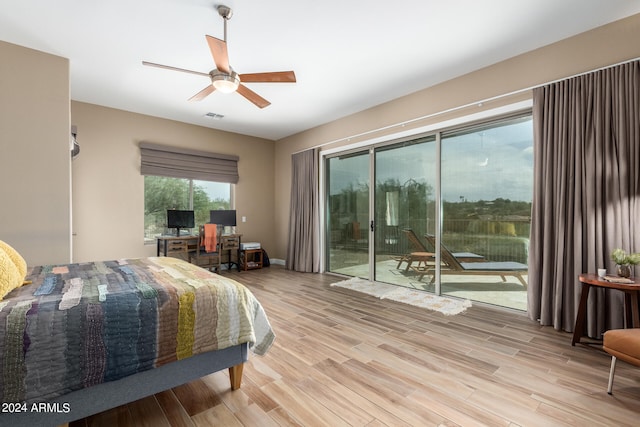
[189,224,222,273]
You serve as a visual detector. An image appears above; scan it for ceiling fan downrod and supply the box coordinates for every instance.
[217,5,232,42]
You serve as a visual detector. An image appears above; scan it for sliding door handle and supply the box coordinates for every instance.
[370,221,374,232]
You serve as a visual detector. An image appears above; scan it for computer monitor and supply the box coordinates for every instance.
[167,209,195,236]
[209,209,237,226]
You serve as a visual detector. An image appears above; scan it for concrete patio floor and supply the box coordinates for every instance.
[331,258,527,311]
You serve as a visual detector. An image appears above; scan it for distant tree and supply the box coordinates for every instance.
[373,178,435,234]
[144,176,230,237]
[443,198,531,219]
[144,176,190,228]
[193,184,229,224]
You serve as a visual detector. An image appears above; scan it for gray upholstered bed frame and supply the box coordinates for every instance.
[1,343,248,427]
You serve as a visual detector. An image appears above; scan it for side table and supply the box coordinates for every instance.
[240,249,263,271]
[572,273,640,346]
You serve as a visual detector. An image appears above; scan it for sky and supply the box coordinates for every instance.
[329,116,533,203]
[197,180,230,201]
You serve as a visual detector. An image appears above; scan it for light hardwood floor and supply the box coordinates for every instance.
[71,265,640,426]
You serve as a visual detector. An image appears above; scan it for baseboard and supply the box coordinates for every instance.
[270,258,285,266]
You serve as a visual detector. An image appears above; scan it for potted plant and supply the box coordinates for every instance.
[610,248,640,278]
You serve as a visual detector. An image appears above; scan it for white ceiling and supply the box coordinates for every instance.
[1,1,639,141]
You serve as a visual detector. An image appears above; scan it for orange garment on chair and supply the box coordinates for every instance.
[202,223,218,253]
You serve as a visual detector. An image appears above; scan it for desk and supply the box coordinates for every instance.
[572,273,640,346]
[157,235,198,257]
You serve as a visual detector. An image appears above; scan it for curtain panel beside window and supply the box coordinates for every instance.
[139,142,239,183]
[529,60,640,338]
[286,149,320,272]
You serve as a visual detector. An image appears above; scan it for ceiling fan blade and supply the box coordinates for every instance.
[206,35,230,74]
[236,84,271,108]
[239,71,296,83]
[189,85,215,101]
[142,61,209,78]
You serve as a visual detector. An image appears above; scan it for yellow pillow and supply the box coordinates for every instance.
[0,240,27,279]
[0,248,22,300]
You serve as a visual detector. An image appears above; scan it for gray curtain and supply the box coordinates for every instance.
[286,149,320,272]
[528,60,640,338]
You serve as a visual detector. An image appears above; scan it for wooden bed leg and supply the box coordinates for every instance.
[229,363,244,390]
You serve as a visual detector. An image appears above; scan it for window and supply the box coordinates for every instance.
[144,176,231,242]
[139,142,238,243]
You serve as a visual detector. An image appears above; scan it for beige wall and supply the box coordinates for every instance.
[272,13,640,261]
[0,40,71,265]
[70,102,275,262]
[0,39,276,266]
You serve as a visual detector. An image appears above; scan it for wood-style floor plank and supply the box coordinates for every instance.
[171,378,222,417]
[125,395,171,427]
[154,390,194,427]
[69,265,640,426]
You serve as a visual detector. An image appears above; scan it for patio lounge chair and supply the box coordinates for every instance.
[395,229,484,271]
[419,234,528,289]
[393,229,435,271]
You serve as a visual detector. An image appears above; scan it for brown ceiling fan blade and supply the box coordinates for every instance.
[236,84,270,108]
[142,61,210,78]
[239,71,296,83]
[188,85,215,101]
[205,35,230,74]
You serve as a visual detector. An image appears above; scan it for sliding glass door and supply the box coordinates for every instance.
[324,113,533,311]
[374,137,436,285]
[326,151,370,278]
[325,138,437,282]
[440,117,533,310]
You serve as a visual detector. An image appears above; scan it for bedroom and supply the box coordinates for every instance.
[2,1,640,425]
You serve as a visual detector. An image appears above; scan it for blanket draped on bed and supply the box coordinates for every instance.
[0,256,275,404]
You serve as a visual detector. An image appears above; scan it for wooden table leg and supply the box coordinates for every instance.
[572,283,591,346]
[630,291,640,328]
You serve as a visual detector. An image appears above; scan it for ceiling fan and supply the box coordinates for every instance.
[142,5,296,108]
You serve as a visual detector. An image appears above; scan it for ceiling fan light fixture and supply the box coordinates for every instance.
[211,70,240,93]
[142,4,294,107]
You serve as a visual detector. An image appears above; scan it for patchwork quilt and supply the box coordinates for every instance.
[0,256,275,404]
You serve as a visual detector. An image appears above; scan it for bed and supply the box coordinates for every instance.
[0,255,275,427]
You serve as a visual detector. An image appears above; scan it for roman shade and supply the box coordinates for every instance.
[139,142,239,183]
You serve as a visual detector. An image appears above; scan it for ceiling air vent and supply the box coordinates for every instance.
[204,112,224,120]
